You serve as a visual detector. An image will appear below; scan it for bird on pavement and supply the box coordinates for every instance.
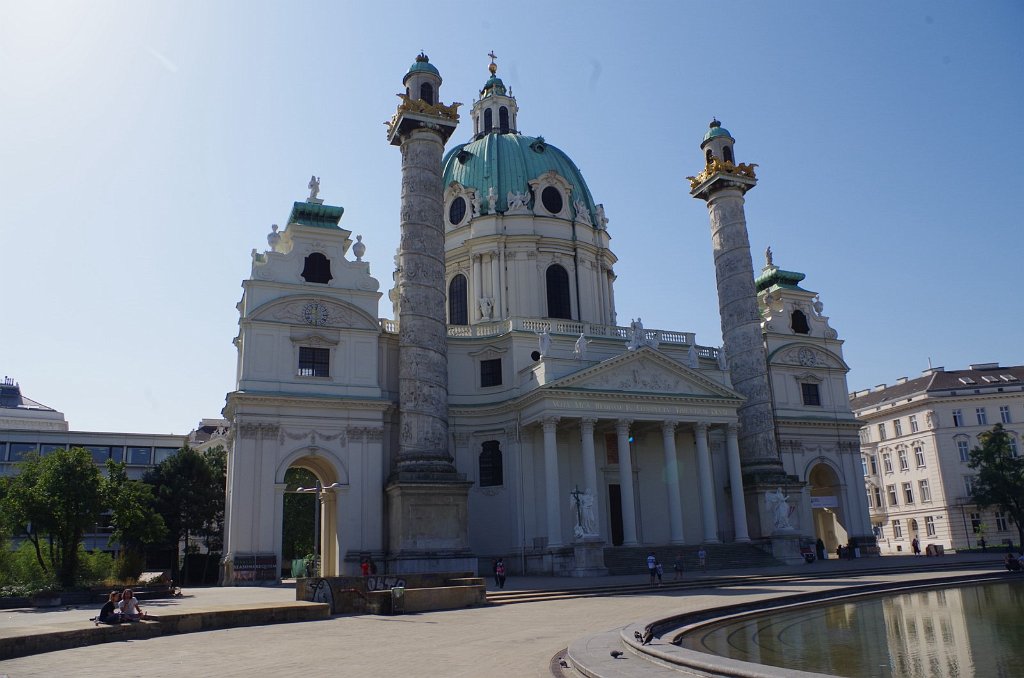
[610,650,623,658]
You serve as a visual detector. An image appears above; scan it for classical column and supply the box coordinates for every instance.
[726,424,750,542]
[489,253,500,318]
[662,421,685,544]
[580,418,600,539]
[616,419,638,546]
[472,253,482,322]
[542,417,562,548]
[694,422,720,543]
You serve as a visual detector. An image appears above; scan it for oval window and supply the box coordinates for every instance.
[449,197,467,225]
[541,187,563,214]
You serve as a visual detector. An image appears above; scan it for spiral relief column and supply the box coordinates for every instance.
[385,54,472,572]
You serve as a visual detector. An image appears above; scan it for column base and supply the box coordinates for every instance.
[385,480,474,560]
[769,532,807,565]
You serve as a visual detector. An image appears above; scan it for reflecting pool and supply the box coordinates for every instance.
[678,579,1024,677]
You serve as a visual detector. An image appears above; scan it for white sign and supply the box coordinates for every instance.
[811,496,838,509]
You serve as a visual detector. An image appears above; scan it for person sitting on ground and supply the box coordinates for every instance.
[119,588,146,621]
[1004,553,1021,571]
[95,590,123,625]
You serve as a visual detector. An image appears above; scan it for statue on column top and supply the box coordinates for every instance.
[308,175,321,201]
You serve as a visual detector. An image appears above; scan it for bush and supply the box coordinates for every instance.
[1,541,59,594]
[114,550,147,581]
[77,548,115,586]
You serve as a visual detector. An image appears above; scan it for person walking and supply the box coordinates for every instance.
[912,537,921,556]
[697,546,707,572]
[495,558,507,590]
[673,555,684,580]
[646,552,657,586]
[655,561,664,586]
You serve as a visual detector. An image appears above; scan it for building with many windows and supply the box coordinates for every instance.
[850,363,1024,554]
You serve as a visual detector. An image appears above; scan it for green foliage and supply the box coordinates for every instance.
[77,547,115,586]
[143,446,223,582]
[969,423,1024,547]
[0,541,59,594]
[0,448,104,586]
[282,467,316,563]
[103,460,166,551]
[114,550,147,581]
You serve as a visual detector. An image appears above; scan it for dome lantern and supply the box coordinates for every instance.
[470,51,518,137]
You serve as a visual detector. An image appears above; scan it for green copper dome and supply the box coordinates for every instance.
[480,75,507,97]
[703,118,733,143]
[403,53,440,84]
[442,133,597,218]
[755,265,807,292]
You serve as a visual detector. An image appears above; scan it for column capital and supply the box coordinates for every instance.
[694,421,709,435]
[615,418,632,433]
[542,416,560,431]
[661,420,678,434]
[580,417,598,427]
[726,422,739,435]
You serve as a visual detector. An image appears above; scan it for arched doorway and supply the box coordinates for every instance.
[279,453,343,577]
[808,462,848,557]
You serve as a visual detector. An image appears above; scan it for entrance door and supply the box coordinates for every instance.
[609,484,623,546]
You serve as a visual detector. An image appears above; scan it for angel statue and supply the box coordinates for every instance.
[308,175,321,201]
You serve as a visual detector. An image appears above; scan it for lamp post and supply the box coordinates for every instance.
[295,480,342,577]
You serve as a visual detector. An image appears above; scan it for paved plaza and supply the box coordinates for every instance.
[0,554,1004,677]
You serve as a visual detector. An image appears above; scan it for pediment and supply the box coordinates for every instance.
[249,296,380,331]
[768,342,848,370]
[545,348,743,400]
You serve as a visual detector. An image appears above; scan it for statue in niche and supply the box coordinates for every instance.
[574,333,590,360]
[487,186,497,214]
[308,175,320,201]
[478,297,493,320]
[765,488,793,530]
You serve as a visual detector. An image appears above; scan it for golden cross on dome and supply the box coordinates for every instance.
[487,50,498,74]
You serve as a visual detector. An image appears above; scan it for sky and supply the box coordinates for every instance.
[3,1,1022,435]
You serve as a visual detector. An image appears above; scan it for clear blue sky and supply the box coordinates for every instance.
[4,1,1022,434]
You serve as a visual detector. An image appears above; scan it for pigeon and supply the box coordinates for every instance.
[634,629,654,645]
[610,650,623,658]
[559,659,569,668]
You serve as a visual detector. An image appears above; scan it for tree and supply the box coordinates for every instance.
[143,446,221,583]
[0,448,104,587]
[103,460,166,576]
[969,423,1024,548]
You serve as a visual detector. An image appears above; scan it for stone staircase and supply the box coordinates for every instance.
[603,543,782,575]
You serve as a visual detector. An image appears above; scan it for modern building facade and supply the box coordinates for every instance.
[220,54,874,583]
[850,363,1024,554]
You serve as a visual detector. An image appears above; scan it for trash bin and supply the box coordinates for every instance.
[391,586,405,614]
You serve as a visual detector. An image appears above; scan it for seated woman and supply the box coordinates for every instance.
[96,590,123,625]
[119,588,147,621]
[1004,553,1022,571]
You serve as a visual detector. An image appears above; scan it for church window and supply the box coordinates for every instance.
[298,347,330,378]
[541,186,563,215]
[705,149,713,164]
[448,196,467,225]
[419,82,434,105]
[484,108,493,133]
[479,440,503,487]
[546,264,572,319]
[480,358,502,387]
[801,383,821,406]
[791,310,810,334]
[723,145,734,163]
[448,275,468,325]
[499,107,509,133]
[301,252,333,284]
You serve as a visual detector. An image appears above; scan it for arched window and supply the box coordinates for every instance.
[419,82,434,105]
[546,264,572,319]
[448,274,468,325]
[499,107,509,133]
[479,440,503,487]
[723,145,734,163]
[705,149,713,164]
[301,252,333,284]
[484,108,493,133]
[791,309,810,334]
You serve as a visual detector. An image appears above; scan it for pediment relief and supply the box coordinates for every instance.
[770,344,846,370]
[550,350,741,399]
[250,297,379,331]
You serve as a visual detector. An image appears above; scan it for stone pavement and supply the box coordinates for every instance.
[0,553,1005,677]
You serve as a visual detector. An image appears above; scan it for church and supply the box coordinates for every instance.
[220,54,873,583]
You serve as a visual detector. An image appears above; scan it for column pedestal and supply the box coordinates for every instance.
[570,537,608,577]
[385,482,474,574]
